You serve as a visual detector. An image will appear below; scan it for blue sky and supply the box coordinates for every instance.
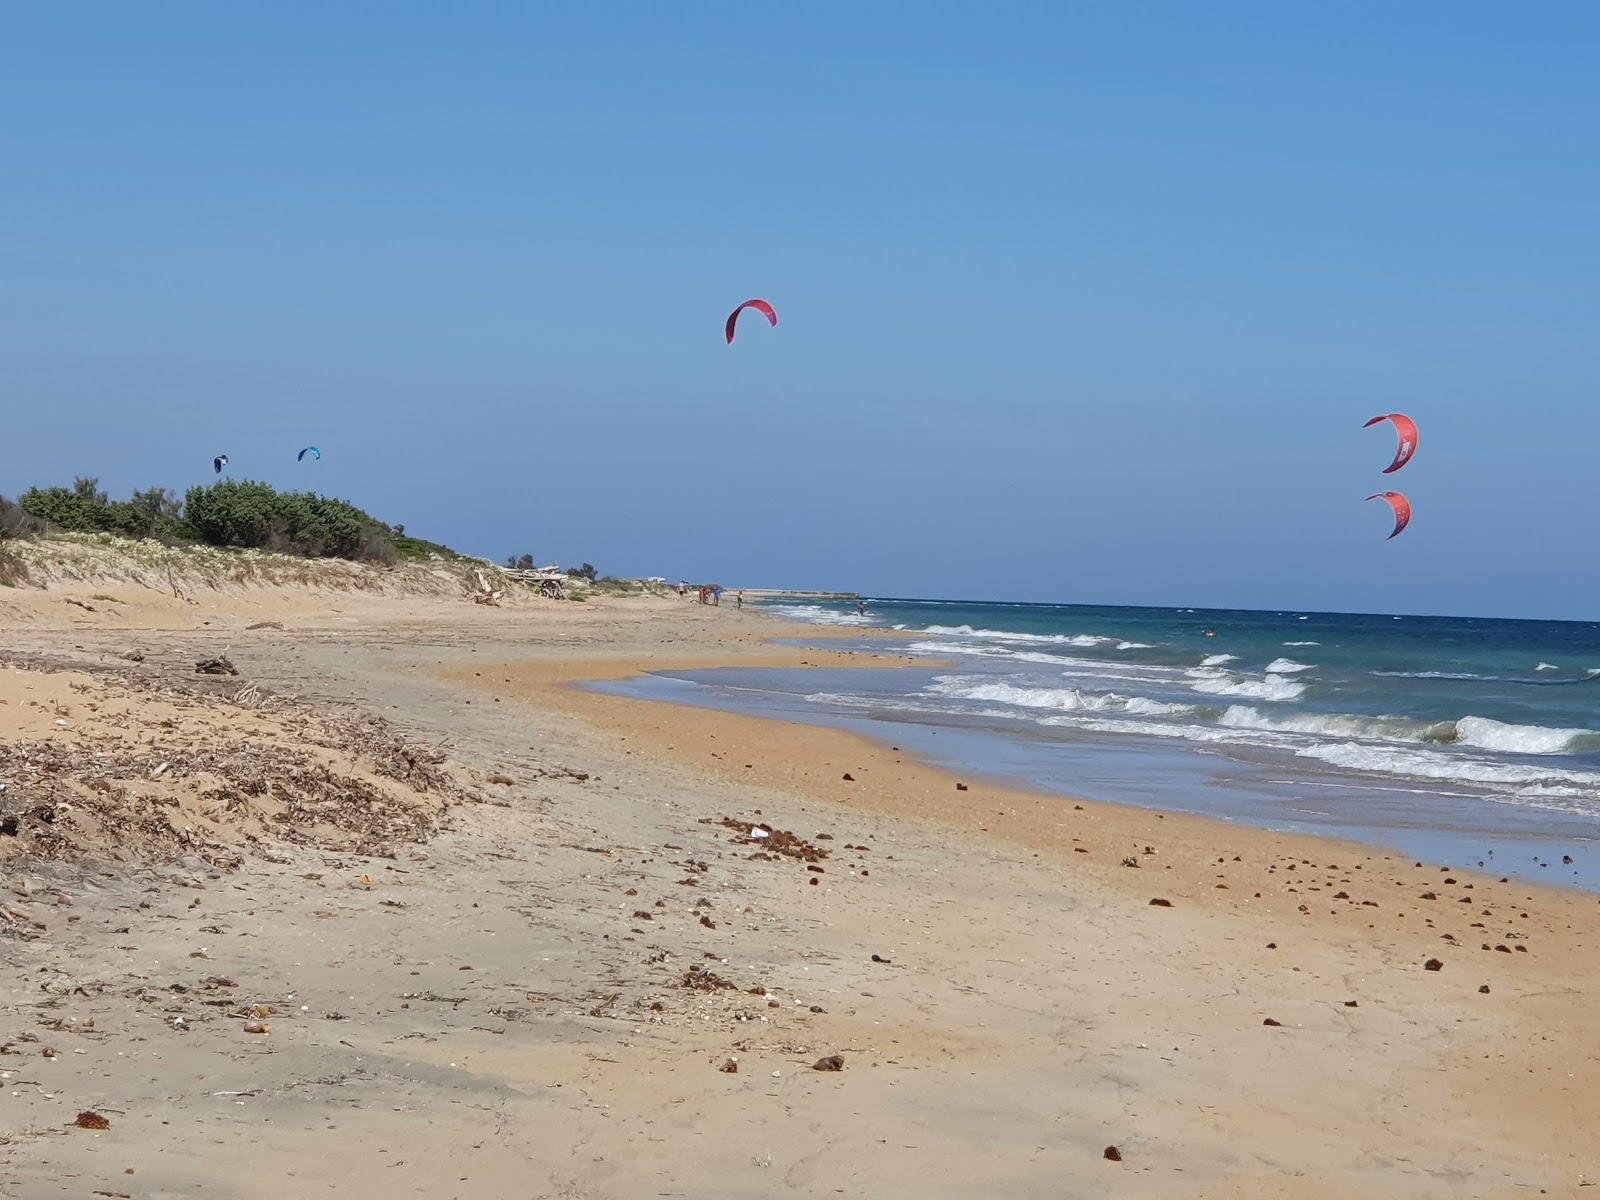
[2,4,1596,618]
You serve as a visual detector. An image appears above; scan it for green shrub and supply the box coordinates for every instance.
[181,480,394,562]
[18,478,182,540]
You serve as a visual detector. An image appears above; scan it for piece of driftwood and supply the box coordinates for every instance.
[195,653,238,676]
[472,571,504,607]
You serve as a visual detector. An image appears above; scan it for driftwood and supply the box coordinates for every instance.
[473,571,504,607]
[475,565,569,603]
[195,652,238,676]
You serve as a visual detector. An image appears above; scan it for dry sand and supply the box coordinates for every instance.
[2,561,1598,1198]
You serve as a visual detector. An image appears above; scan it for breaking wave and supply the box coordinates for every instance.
[1185,668,1308,702]
[925,676,1199,717]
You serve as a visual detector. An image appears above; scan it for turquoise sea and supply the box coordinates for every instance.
[597,599,1600,890]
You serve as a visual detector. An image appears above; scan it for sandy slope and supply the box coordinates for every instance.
[1,568,1596,1198]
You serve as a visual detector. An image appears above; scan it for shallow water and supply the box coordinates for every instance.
[595,597,1600,891]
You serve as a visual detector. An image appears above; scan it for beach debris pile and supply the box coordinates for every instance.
[714,816,829,863]
[0,665,479,864]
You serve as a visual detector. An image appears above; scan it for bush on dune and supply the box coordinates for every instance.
[11,477,402,564]
[18,477,179,539]
[181,481,395,562]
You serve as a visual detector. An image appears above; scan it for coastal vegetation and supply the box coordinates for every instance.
[4,477,434,565]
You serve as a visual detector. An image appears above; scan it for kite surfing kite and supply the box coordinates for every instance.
[298,445,321,462]
[1366,491,1411,540]
[213,454,229,475]
[1363,413,1418,473]
[725,299,777,344]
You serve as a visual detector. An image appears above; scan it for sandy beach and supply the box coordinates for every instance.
[3,565,1598,1199]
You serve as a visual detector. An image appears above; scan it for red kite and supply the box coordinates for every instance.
[725,299,777,344]
[1363,413,1418,473]
[1366,491,1412,540]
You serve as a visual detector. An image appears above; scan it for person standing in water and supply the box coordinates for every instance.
[856,599,867,616]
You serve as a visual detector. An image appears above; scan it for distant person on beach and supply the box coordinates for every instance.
[712,587,723,606]
[857,599,867,616]
[736,591,743,609]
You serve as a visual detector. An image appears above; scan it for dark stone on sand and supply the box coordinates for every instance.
[719,1058,739,1073]
[1420,892,1438,900]
[1263,1018,1282,1027]
[808,877,819,885]
[1104,1145,1122,1162]
[812,1055,845,1072]
[1149,898,1172,907]
[810,1005,826,1013]
[955,783,968,791]
[1344,1000,1359,1007]
[841,773,855,781]
[1479,984,1491,994]
[1495,944,1511,953]
[871,954,891,964]
[1425,958,1444,971]
[1266,942,1277,949]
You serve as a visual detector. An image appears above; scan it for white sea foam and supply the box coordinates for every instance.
[1265,657,1314,674]
[1296,742,1600,793]
[1453,716,1600,755]
[921,624,1142,650]
[1283,641,1320,647]
[1370,670,1487,681]
[1199,654,1237,667]
[1535,662,1559,672]
[925,676,1198,717]
[767,603,873,627]
[1185,669,1307,702]
[1219,705,1448,742]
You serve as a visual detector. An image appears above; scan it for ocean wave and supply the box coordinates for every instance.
[1370,670,1490,681]
[1536,662,1559,671]
[921,625,1148,651]
[1265,657,1314,674]
[925,676,1198,717]
[1200,654,1237,667]
[1185,668,1307,702]
[1219,705,1452,742]
[766,603,873,627]
[1452,716,1600,755]
[1264,657,1314,674]
[1218,706,1599,755]
[1296,742,1600,794]
[1283,641,1320,647]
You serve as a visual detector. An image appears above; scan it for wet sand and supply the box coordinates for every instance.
[2,574,1598,1198]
